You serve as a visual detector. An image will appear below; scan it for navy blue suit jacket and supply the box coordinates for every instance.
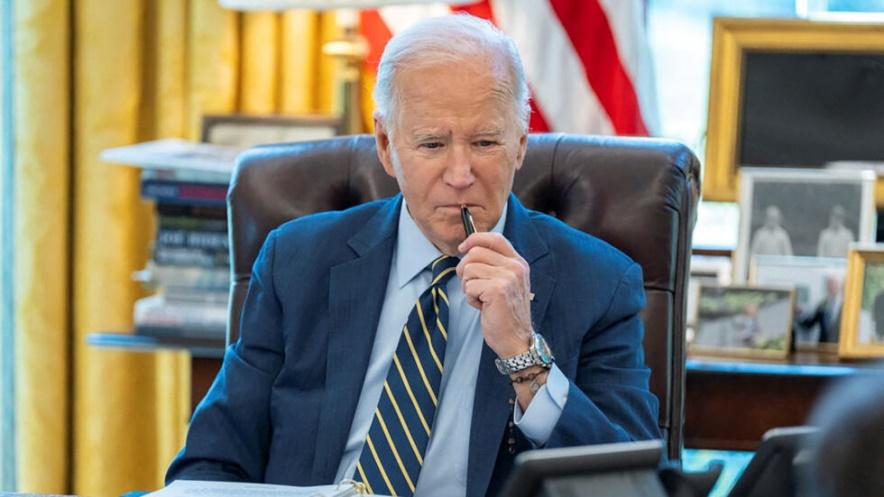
[167,194,660,497]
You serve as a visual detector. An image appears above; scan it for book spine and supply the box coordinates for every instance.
[152,246,229,268]
[162,288,229,304]
[150,264,229,291]
[157,215,227,232]
[141,179,228,207]
[155,202,228,220]
[140,166,230,185]
[134,294,228,333]
[156,229,229,251]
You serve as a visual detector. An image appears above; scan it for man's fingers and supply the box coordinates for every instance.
[463,278,486,310]
[458,232,517,257]
[465,292,483,309]
[463,278,501,305]
[458,256,529,292]
[460,261,512,283]
[456,246,513,278]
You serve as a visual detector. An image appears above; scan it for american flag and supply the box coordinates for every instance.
[360,0,658,136]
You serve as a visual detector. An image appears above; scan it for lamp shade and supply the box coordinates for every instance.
[219,0,468,10]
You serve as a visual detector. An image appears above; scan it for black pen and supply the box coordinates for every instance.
[461,204,476,237]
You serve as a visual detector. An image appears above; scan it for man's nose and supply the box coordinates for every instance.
[443,145,475,189]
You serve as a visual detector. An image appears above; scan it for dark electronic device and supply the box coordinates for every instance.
[728,426,819,497]
[500,439,667,497]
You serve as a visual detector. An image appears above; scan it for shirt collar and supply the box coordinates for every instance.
[395,199,508,288]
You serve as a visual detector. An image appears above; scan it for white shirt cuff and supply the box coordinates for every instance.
[512,364,568,447]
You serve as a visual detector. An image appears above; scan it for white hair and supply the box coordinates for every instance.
[372,13,531,133]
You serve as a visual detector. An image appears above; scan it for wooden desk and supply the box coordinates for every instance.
[89,334,882,452]
[684,353,882,451]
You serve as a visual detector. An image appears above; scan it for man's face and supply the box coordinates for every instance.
[765,208,781,228]
[830,208,845,228]
[374,60,527,255]
[825,275,841,297]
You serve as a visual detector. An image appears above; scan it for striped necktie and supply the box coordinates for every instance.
[355,255,459,497]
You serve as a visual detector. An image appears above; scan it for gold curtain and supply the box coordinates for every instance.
[14,1,340,495]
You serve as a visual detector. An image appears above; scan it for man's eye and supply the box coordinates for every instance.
[476,140,498,147]
[420,142,443,149]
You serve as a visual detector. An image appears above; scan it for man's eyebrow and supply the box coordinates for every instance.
[411,129,447,141]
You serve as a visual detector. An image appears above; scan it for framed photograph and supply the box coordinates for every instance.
[703,17,884,203]
[687,255,733,326]
[201,114,342,148]
[690,285,795,360]
[751,255,846,349]
[692,201,739,252]
[734,167,876,281]
[839,245,884,358]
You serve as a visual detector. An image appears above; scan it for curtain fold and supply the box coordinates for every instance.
[14,0,72,492]
[14,1,338,495]
[72,0,161,493]
[149,1,193,485]
[280,11,320,115]
[241,12,280,114]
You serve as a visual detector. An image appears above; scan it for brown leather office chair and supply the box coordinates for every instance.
[226,133,700,461]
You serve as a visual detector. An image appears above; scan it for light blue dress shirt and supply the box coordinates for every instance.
[334,200,568,496]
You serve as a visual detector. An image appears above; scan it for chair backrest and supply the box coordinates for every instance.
[227,133,700,461]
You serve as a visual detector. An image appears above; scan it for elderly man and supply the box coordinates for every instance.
[166,14,659,497]
[817,205,854,258]
[750,205,793,257]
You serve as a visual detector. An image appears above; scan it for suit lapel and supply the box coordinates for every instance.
[312,196,401,482]
[467,195,556,497]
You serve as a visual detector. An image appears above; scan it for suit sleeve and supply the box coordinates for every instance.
[165,230,286,483]
[545,262,662,448]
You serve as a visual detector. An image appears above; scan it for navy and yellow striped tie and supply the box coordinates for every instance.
[355,255,459,497]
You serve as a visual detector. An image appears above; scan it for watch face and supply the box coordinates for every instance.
[534,333,554,364]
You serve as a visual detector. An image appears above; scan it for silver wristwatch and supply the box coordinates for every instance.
[495,332,555,375]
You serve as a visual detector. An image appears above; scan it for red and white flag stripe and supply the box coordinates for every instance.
[361,0,657,136]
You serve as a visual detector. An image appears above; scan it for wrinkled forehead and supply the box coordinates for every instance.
[387,58,519,131]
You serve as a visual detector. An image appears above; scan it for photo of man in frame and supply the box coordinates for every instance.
[750,205,793,257]
[817,205,855,258]
[749,181,862,260]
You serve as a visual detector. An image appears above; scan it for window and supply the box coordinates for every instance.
[647,0,798,155]
[0,0,16,491]
[647,0,884,158]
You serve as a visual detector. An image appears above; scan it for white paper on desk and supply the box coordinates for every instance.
[148,479,376,497]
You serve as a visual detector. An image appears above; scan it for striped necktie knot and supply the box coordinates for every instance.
[429,255,459,287]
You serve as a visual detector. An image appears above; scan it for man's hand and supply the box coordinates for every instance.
[456,232,533,359]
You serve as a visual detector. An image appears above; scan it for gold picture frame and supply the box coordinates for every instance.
[750,255,847,351]
[704,18,884,203]
[690,284,795,360]
[839,245,884,358]
[201,114,342,148]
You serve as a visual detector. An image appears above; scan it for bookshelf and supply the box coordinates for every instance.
[104,139,242,342]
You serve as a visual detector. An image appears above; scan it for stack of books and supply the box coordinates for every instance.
[103,139,244,340]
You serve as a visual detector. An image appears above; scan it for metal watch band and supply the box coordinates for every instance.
[494,332,555,376]
[495,350,536,375]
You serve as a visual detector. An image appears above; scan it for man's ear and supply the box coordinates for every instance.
[374,114,396,178]
[514,131,528,170]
